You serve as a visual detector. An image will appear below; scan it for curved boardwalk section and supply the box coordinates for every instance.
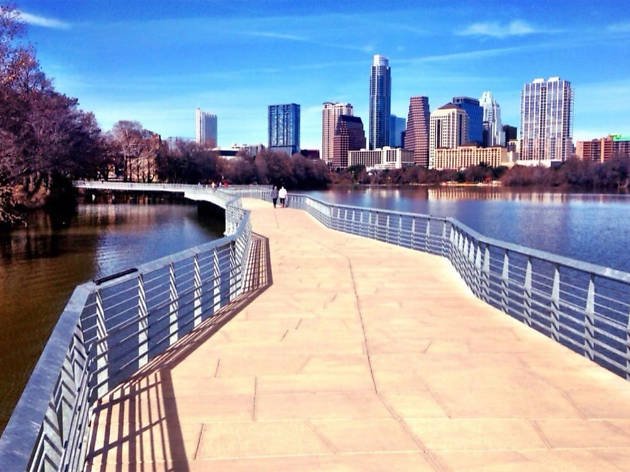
[88,198,630,471]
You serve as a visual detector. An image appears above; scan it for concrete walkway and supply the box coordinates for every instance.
[87,198,630,471]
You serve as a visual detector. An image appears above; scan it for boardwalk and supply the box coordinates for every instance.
[88,198,630,471]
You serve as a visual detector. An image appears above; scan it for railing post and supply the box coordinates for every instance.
[169,262,179,345]
[193,254,202,327]
[137,274,149,367]
[501,251,509,313]
[213,248,221,314]
[523,257,533,326]
[411,218,416,249]
[442,221,449,257]
[550,265,561,341]
[584,275,596,361]
[474,244,482,297]
[482,246,490,303]
[386,214,391,243]
[425,218,431,252]
[398,215,402,246]
[94,289,109,398]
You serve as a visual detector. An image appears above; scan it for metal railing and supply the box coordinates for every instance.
[248,191,630,381]
[0,188,254,472]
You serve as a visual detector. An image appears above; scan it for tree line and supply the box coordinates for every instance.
[332,158,630,190]
[0,6,329,228]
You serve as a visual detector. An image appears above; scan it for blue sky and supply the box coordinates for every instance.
[12,0,630,148]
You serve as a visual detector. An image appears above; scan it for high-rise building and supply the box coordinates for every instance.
[369,54,391,150]
[332,115,366,169]
[322,102,353,165]
[520,77,573,163]
[195,108,217,147]
[429,103,469,169]
[389,115,406,147]
[479,91,503,147]
[503,125,517,143]
[405,96,431,167]
[268,103,300,155]
[452,96,483,145]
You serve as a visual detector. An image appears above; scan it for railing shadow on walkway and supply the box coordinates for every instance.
[85,233,272,472]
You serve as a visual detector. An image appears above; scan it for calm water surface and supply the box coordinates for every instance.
[307,187,630,273]
[0,203,222,432]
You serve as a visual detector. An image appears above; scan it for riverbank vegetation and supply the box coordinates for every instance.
[332,158,630,191]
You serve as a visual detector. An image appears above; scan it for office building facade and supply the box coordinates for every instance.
[349,147,414,170]
[434,146,507,170]
[332,115,366,169]
[405,96,431,167]
[389,115,406,147]
[576,135,630,162]
[520,77,573,163]
[429,103,469,169]
[479,91,503,147]
[268,103,300,155]
[452,96,482,145]
[195,108,217,147]
[322,102,353,165]
[369,54,391,149]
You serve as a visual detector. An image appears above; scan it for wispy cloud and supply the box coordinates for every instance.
[457,20,541,38]
[241,30,372,53]
[607,22,630,33]
[400,46,526,64]
[17,10,70,29]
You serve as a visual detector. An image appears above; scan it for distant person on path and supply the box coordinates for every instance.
[271,186,279,208]
[278,186,287,207]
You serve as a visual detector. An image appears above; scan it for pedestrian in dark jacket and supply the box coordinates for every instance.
[271,186,279,208]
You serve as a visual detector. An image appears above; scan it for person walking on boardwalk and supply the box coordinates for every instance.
[271,186,279,208]
[278,186,287,208]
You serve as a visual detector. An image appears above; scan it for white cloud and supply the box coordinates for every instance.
[18,10,70,29]
[458,20,539,38]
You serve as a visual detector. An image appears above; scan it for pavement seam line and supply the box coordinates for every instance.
[252,376,258,421]
[193,423,205,460]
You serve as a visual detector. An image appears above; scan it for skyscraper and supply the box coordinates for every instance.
[405,96,430,167]
[479,91,503,147]
[520,77,573,163]
[389,115,406,147]
[332,115,366,169]
[268,103,300,155]
[322,102,353,165]
[369,54,391,150]
[195,108,217,147]
[452,97,482,145]
[429,103,469,169]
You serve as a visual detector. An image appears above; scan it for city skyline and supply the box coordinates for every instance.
[13,0,630,148]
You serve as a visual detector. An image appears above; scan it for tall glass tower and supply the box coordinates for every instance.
[268,103,300,155]
[405,96,431,167]
[369,54,391,150]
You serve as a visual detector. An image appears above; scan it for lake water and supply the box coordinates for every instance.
[307,186,630,273]
[0,202,223,433]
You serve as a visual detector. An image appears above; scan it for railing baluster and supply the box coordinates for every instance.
[425,218,431,252]
[523,257,533,326]
[584,275,596,361]
[193,254,202,327]
[95,289,109,398]
[138,274,149,366]
[550,265,561,341]
[169,262,179,345]
[501,251,510,313]
[482,246,490,303]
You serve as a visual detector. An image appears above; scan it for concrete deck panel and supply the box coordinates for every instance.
[87,198,630,471]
